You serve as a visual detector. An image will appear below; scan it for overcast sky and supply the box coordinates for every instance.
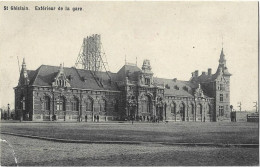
[0,1,258,111]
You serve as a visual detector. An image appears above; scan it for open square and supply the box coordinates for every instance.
[1,122,258,166]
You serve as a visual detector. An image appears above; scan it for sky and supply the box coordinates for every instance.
[0,1,258,111]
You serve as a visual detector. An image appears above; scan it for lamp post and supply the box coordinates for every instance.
[7,103,10,120]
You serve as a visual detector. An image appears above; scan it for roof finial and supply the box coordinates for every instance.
[22,57,26,69]
[136,57,137,66]
[125,55,126,65]
[221,35,224,51]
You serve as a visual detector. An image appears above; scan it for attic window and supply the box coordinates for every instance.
[165,84,170,89]
[183,86,188,91]
[174,85,179,90]
[68,75,73,80]
[81,77,87,82]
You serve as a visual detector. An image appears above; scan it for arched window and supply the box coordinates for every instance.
[42,96,50,110]
[179,103,185,116]
[71,97,79,111]
[114,100,119,112]
[190,103,194,115]
[100,99,106,112]
[22,96,25,110]
[57,96,66,111]
[197,104,202,115]
[141,95,150,113]
[207,104,211,114]
[171,102,176,114]
[86,98,93,111]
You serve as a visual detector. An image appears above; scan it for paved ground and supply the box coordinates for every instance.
[0,121,259,166]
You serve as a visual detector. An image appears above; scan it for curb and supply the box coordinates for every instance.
[1,132,259,148]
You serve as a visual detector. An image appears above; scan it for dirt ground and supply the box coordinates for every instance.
[1,134,258,166]
[1,122,258,144]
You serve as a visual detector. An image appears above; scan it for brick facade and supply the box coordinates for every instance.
[14,48,231,122]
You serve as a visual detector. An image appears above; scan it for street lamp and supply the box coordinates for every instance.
[7,103,10,120]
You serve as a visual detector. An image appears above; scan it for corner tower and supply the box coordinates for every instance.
[215,48,232,121]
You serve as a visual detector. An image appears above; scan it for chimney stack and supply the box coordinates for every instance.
[208,68,212,75]
[202,71,206,75]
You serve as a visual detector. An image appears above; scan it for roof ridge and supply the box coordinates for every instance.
[154,77,188,82]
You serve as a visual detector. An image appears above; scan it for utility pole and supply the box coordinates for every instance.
[237,102,242,112]
[253,101,258,113]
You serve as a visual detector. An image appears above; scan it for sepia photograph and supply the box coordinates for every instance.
[0,1,259,166]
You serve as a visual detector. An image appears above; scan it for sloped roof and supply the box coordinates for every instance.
[28,65,119,91]
[116,64,141,81]
[154,77,195,97]
[190,66,231,84]
[190,73,218,83]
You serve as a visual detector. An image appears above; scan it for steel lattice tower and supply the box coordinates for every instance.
[75,34,110,75]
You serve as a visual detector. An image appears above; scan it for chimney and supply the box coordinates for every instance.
[208,68,212,75]
[202,71,206,75]
[173,78,177,82]
[195,70,199,77]
[191,72,194,77]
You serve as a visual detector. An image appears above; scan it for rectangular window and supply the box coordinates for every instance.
[220,84,225,91]
[22,102,25,110]
[56,102,63,111]
[145,78,150,85]
[220,94,223,102]
[219,106,224,116]
[72,102,78,111]
[22,97,26,110]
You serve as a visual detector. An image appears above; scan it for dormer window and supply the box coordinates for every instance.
[52,64,71,88]
[174,85,179,90]
[165,84,170,89]
[183,86,188,91]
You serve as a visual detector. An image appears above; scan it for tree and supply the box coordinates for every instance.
[230,105,233,112]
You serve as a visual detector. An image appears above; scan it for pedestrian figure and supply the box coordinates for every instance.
[97,115,99,122]
[203,116,205,122]
[85,115,88,122]
[94,115,96,122]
